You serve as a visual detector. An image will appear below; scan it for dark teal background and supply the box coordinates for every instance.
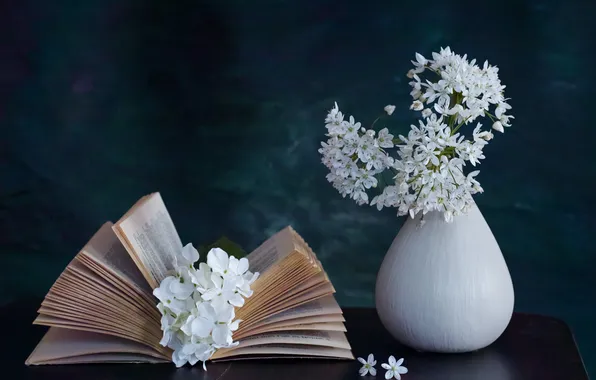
[1,0,595,375]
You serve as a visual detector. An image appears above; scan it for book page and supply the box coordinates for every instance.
[36,307,159,344]
[238,316,345,338]
[26,327,168,365]
[212,330,352,359]
[42,295,159,337]
[239,254,315,319]
[114,193,183,289]
[235,330,350,350]
[241,281,334,328]
[241,269,327,323]
[77,254,157,310]
[66,256,159,318]
[244,322,346,336]
[237,296,344,338]
[58,266,155,321]
[33,315,158,348]
[212,345,354,360]
[212,330,351,360]
[246,227,296,274]
[37,353,166,365]
[260,296,343,324]
[82,222,151,293]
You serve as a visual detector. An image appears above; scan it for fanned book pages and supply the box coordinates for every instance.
[26,192,353,365]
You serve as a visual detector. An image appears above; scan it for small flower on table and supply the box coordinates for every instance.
[357,353,377,376]
[381,356,408,379]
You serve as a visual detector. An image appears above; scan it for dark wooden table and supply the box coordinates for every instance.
[1,299,589,379]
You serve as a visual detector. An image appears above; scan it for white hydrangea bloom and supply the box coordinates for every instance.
[154,247,258,369]
[320,47,513,222]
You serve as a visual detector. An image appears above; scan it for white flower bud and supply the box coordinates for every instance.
[492,121,504,133]
[410,100,424,111]
[360,127,366,133]
[421,108,432,118]
[384,105,396,115]
[476,131,493,141]
[406,69,415,78]
[415,52,427,66]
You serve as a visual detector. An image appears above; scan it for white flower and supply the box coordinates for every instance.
[189,262,214,292]
[325,102,345,135]
[177,243,200,266]
[358,353,377,376]
[181,302,237,346]
[377,128,394,148]
[156,244,258,369]
[237,271,259,298]
[492,121,504,133]
[358,173,378,189]
[228,256,249,276]
[381,356,408,380]
[357,135,375,162]
[201,273,245,309]
[384,105,396,115]
[421,108,432,118]
[157,303,176,346]
[180,341,213,369]
[410,100,424,111]
[414,52,427,66]
[153,276,193,314]
[206,248,238,277]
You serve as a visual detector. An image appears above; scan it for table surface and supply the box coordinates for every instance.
[2,299,589,380]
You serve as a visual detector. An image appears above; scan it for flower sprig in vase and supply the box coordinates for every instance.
[320,47,515,353]
[319,46,513,223]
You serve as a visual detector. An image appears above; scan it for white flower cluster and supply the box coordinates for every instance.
[320,47,513,222]
[372,114,487,222]
[319,103,395,205]
[407,46,513,130]
[153,244,259,369]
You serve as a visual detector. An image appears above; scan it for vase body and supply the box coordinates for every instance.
[375,203,514,353]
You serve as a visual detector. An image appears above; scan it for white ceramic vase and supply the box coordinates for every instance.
[375,202,514,353]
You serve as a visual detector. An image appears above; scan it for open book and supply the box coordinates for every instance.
[26,193,353,365]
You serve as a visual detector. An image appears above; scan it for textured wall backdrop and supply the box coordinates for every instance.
[1,0,595,375]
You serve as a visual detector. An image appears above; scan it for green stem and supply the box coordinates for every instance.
[484,111,497,122]
[370,115,382,130]
[448,167,459,185]
[450,117,470,136]
[407,173,421,184]
[414,184,425,203]
[448,91,462,128]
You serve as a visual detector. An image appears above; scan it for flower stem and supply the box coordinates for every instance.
[450,117,470,136]
[484,111,496,122]
[407,173,421,184]
[414,184,425,202]
[448,168,458,185]
[370,115,383,130]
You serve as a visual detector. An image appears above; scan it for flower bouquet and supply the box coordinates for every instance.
[319,47,515,353]
[319,47,513,224]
